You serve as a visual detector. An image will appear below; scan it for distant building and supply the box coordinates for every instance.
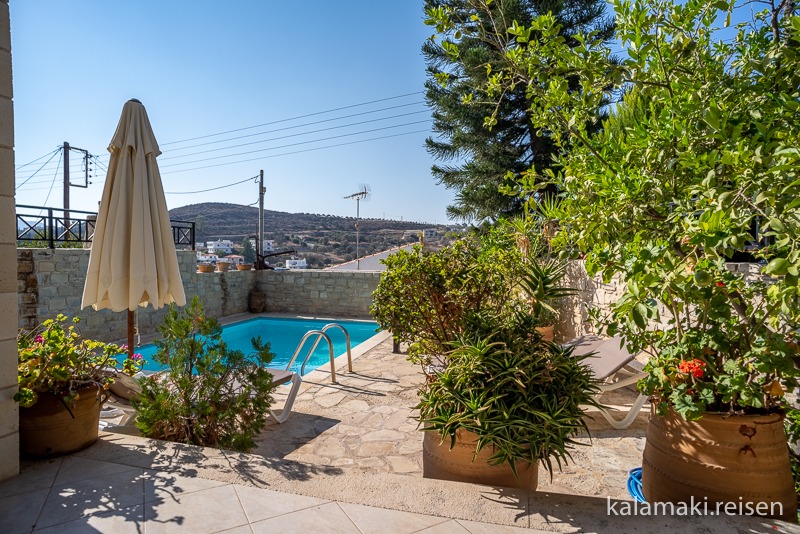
[225,254,245,265]
[325,245,417,272]
[285,258,307,269]
[423,229,438,239]
[249,238,275,253]
[197,252,218,263]
[207,239,234,255]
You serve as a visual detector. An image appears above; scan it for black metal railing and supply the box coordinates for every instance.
[16,205,195,250]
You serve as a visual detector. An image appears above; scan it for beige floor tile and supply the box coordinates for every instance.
[234,484,329,523]
[0,460,61,499]
[144,469,228,504]
[213,525,254,534]
[34,504,144,533]
[144,483,248,534]
[36,468,146,529]
[249,502,360,533]
[52,456,141,486]
[416,519,472,533]
[0,488,49,534]
[338,501,451,533]
[458,518,544,533]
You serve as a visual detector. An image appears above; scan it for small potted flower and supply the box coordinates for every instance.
[16,314,143,457]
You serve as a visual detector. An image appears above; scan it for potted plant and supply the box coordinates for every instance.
[418,308,599,489]
[16,314,142,457]
[518,258,577,341]
[373,226,600,488]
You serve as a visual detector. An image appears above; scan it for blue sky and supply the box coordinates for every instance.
[10,1,457,224]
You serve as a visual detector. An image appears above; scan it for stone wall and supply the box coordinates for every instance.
[0,0,17,482]
[17,249,380,342]
[555,260,766,341]
[261,270,381,318]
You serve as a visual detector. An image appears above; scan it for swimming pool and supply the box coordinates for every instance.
[130,317,380,376]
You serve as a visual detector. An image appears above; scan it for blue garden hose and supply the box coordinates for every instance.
[627,467,646,503]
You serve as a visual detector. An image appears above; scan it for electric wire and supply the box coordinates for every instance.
[164,174,258,195]
[15,148,60,170]
[40,149,63,209]
[160,109,429,161]
[15,148,61,190]
[159,91,424,147]
[161,128,430,175]
[159,120,431,169]
[164,101,425,153]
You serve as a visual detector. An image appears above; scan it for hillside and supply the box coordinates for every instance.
[169,202,456,268]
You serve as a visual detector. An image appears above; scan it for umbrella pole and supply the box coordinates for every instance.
[127,310,135,359]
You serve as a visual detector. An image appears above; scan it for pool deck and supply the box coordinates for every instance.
[1,325,798,533]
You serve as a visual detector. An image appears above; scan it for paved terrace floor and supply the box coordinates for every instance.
[0,330,798,533]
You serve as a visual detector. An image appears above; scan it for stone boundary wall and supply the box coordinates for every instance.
[260,270,381,318]
[555,260,766,341]
[17,249,380,342]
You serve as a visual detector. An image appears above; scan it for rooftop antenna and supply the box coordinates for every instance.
[344,184,371,270]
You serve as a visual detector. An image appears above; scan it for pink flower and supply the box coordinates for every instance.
[34,335,43,344]
[133,353,142,360]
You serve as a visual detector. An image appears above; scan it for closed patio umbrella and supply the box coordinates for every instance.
[82,99,186,357]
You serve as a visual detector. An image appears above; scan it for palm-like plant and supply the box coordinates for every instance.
[518,259,577,324]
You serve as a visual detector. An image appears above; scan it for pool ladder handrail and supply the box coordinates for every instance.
[284,323,352,384]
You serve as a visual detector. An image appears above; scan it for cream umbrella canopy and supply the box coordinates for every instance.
[82,99,186,357]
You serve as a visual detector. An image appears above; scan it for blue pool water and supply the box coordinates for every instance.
[130,317,380,376]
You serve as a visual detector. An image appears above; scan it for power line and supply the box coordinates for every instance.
[16,148,61,190]
[160,110,430,162]
[164,101,425,154]
[159,120,431,169]
[15,147,60,170]
[161,128,430,175]
[160,91,424,147]
[165,174,259,195]
[40,149,63,208]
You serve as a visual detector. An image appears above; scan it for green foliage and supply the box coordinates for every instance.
[241,237,256,263]
[476,0,800,420]
[373,219,591,475]
[16,314,141,408]
[133,297,277,451]
[370,238,516,366]
[422,0,616,221]
[784,409,800,506]
[417,309,600,478]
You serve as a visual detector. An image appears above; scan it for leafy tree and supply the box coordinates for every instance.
[423,0,615,222]
[241,237,256,263]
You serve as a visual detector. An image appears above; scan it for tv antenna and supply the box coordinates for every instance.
[344,184,371,270]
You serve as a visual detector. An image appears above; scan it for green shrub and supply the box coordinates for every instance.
[133,297,277,451]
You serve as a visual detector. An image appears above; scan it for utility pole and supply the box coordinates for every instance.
[257,170,265,269]
[63,142,70,232]
[344,185,370,270]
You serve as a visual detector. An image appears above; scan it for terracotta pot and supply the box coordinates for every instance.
[249,291,266,313]
[422,429,538,490]
[197,264,215,273]
[642,407,796,521]
[19,386,107,458]
[216,262,231,272]
[236,264,252,271]
[536,325,554,341]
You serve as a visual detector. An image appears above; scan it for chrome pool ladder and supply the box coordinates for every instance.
[285,323,352,383]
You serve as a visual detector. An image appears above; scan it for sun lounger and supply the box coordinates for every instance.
[566,335,649,429]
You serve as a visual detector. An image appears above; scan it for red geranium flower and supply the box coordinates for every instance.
[678,358,706,379]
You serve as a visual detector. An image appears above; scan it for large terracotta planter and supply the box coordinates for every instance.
[19,386,106,458]
[216,262,231,272]
[236,263,252,271]
[535,325,554,341]
[422,430,539,490]
[642,407,796,521]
